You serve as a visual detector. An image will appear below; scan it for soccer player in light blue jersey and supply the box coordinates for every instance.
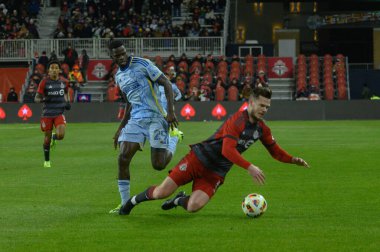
[109,40,183,214]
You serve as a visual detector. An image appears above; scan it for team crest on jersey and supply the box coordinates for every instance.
[60,82,65,88]
[179,163,187,171]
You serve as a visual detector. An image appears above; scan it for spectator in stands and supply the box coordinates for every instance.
[23,82,37,103]
[240,80,253,101]
[296,87,309,101]
[172,0,183,17]
[361,83,372,100]
[38,51,49,70]
[30,71,43,85]
[199,85,211,101]
[254,70,268,88]
[7,87,18,102]
[49,51,58,62]
[79,49,89,83]
[69,64,85,86]
[61,43,78,70]
[166,66,177,83]
[186,86,200,101]
[308,85,321,101]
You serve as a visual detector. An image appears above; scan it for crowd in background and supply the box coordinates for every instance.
[0,0,40,39]
[107,53,269,103]
[54,0,225,39]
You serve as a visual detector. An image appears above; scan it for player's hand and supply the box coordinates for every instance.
[113,129,121,150]
[247,164,265,185]
[292,157,310,168]
[166,111,178,130]
[64,102,71,110]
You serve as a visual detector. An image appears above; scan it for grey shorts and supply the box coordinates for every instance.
[118,117,169,149]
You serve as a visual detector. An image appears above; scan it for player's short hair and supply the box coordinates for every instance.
[47,60,61,69]
[109,40,124,51]
[251,86,272,99]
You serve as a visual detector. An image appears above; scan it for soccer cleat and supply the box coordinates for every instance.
[119,199,135,215]
[161,191,186,210]
[109,204,122,214]
[50,133,56,149]
[44,161,51,168]
[169,128,184,143]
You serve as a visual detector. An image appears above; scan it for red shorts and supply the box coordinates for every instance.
[169,150,224,198]
[40,115,66,132]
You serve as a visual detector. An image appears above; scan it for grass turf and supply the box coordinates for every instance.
[0,121,379,251]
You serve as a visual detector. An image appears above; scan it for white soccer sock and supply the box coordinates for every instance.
[118,180,130,205]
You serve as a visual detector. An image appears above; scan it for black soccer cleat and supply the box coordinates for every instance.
[119,199,135,215]
[161,191,186,210]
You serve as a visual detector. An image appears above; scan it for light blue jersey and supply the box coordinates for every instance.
[115,56,165,119]
[159,83,182,111]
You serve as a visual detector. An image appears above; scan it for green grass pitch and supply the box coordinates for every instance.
[1,121,379,251]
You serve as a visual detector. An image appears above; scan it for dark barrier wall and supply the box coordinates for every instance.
[1,101,380,124]
[349,69,380,99]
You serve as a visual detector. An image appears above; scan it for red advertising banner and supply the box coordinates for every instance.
[267,57,293,78]
[87,60,113,81]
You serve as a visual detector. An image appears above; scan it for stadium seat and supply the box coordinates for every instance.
[324,84,334,100]
[214,86,226,101]
[337,85,347,100]
[227,85,239,101]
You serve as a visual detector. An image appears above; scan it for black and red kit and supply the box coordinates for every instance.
[191,110,293,177]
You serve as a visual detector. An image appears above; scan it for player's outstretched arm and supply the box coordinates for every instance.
[157,75,178,129]
[291,157,310,168]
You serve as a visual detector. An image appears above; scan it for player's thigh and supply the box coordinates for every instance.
[119,141,141,160]
[40,117,54,132]
[148,117,169,149]
[167,151,197,187]
[118,119,148,146]
[54,115,67,136]
[192,170,224,199]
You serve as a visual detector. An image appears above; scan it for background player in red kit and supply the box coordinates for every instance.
[119,87,309,215]
[35,60,71,168]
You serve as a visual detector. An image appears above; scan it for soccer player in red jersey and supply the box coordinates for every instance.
[35,61,71,168]
[119,87,309,215]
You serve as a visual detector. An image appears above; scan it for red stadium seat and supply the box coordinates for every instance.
[227,85,239,101]
[214,86,226,101]
[337,85,347,100]
[324,84,334,100]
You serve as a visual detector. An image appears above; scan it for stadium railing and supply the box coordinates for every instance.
[0,37,224,62]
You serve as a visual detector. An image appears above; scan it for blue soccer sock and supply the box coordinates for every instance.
[118,180,130,205]
[167,136,179,155]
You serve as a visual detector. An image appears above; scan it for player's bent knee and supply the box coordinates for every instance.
[186,201,203,213]
[56,134,64,140]
[152,164,165,171]
[152,161,166,171]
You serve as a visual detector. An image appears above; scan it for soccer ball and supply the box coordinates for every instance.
[242,193,267,218]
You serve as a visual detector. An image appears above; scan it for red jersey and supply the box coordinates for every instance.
[37,77,69,117]
[191,110,293,177]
